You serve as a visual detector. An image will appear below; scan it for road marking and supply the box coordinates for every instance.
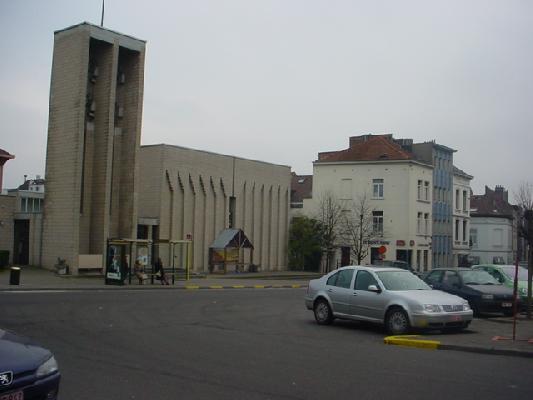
[384,335,440,350]
[185,285,200,290]
[209,285,224,289]
[231,285,245,289]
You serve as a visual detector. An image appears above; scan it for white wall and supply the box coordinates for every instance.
[303,160,433,271]
[470,217,514,264]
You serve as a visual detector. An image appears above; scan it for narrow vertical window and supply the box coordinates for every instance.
[373,179,384,199]
[372,211,384,235]
[417,212,423,234]
[417,180,422,200]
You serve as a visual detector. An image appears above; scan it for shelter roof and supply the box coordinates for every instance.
[210,229,254,249]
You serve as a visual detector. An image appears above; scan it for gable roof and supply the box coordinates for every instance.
[316,134,413,163]
[291,173,313,203]
[471,186,514,219]
[210,229,254,249]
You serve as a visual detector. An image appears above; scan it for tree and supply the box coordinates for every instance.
[340,194,376,265]
[288,216,323,272]
[315,191,344,273]
[515,182,533,319]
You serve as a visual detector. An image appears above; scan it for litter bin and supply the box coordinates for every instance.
[9,267,21,285]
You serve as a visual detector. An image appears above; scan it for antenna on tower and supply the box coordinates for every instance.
[100,0,105,27]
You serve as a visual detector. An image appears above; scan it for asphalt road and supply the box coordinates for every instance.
[1,289,531,400]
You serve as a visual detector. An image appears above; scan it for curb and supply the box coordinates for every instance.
[0,284,308,292]
[384,335,533,359]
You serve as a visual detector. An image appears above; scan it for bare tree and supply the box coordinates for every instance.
[515,182,533,319]
[340,194,376,265]
[315,191,344,273]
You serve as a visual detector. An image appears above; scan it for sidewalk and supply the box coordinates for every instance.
[0,265,319,290]
[2,266,532,358]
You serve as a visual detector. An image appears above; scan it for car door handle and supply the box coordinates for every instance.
[327,288,333,292]
[353,292,357,296]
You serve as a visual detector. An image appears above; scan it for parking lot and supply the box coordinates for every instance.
[1,288,532,399]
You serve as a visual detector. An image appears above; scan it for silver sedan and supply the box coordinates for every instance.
[305,266,473,335]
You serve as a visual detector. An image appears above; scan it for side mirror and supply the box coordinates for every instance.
[368,285,381,293]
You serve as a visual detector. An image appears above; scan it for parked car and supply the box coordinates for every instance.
[305,266,473,335]
[424,268,518,316]
[0,328,60,399]
[472,264,529,304]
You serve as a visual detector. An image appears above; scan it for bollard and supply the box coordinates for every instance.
[9,267,21,285]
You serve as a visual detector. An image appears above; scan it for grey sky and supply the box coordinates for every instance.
[1,0,532,200]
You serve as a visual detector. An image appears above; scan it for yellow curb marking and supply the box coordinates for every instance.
[209,285,224,289]
[185,285,200,290]
[232,285,245,289]
[291,284,302,288]
[384,335,441,350]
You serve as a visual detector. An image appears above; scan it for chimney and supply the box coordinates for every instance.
[494,185,508,202]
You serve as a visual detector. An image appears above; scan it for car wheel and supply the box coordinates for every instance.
[314,299,334,325]
[385,308,410,335]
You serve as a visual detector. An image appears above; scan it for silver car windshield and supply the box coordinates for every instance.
[376,271,430,291]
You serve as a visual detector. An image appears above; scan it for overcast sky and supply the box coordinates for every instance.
[1,0,532,200]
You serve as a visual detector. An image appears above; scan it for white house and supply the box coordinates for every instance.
[452,167,473,267]
[470,186,516,264]
[303,134,433,272]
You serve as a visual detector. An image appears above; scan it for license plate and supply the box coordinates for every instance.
[450,315,462,321]
[0,390,24,400]
[502,302,512,308]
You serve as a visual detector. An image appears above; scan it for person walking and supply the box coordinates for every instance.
[155,257,170,285]
[134,260,146,285]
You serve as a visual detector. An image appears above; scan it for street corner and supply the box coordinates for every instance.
[384,335,441,350]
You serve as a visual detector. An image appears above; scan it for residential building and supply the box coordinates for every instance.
[0,148,15,193]
[452,167,473,267]
[305,134,433,272]
[470,186,517,264]
[290,173,312,218]
[0,176,45,265]
[405,141,456,268]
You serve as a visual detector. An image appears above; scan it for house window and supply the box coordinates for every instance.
[416,250,421,270]
[455,219,460,241]
[455,189,460,210]
[417,180,422,200]
[462,191,467,211]
[462,220,467,242]
[424,213,430,234]
[424,181,429,201]
[470,228,477,248]
[372,179,384,199]
[372,211,384,235]
[423,250,428,271]
[417,212,423,234]
[229,196,236,228]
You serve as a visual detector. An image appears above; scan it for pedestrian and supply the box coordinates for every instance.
[155,257,170,285]
[134,260,146,285]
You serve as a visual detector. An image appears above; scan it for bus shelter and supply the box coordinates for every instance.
[208,229,254,274]
[105,238,152,285]
[150,239,193,283]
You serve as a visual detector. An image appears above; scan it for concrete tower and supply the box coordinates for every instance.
[42,22,145,273]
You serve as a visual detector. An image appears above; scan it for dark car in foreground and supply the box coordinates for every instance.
[424,268,518,316]
[0,328,60,400]
[305,266,472,335]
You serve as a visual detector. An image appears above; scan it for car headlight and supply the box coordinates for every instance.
[481,294,494,300]
[463,302,471,311]
[36,356,58,378]
[423,304,442,313]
